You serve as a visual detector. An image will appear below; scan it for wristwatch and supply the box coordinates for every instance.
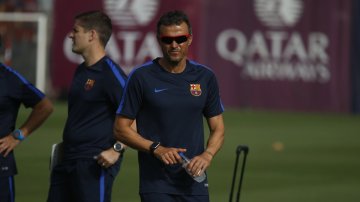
[150,142,160,155]
[12,129,25,141]
[113,142,124,153]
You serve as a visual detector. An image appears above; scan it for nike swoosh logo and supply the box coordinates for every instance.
[154,88,168,93]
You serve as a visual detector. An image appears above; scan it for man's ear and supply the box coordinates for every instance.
[89,29,97,42]
[188,35,193,46]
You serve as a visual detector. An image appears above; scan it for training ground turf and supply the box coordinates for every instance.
[14,102,360,202]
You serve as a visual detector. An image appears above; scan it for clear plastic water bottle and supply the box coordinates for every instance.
[179,152,206,183]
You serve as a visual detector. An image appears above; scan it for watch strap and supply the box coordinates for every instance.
[12,129,25,141]
[150,142,160,156]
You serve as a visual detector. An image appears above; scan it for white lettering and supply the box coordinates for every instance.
[216,29,330,83]
[135,32,161,64]
[243,61,331,82]
[283,32,307,61]
[266,31,288,60]
[247,31,269,59]
[63,31,162,73]
[308,32,328,63]
[117,32,141,65]
[216,29,246,66]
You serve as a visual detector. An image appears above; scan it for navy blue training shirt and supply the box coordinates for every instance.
[117,58,224,195]
[62,56,127,161]
[0,63,45,177]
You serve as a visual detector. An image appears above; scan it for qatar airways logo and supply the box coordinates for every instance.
[254,0,304,28]
[216,0,331,83]
[104,0,160,28]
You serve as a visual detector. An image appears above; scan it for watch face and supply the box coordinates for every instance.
[13,131,20,138]
[114,143,123,152]
[12,129,24,140]
[150,142,160,155]
[151,142,160,150]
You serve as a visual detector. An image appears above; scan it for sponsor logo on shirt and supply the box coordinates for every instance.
[84,79,95,91]
[190,84,202,96]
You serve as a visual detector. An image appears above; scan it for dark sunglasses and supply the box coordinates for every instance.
[160,34,191,44]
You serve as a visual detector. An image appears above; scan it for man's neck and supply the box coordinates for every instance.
[159,58,187,73]
[82,46,106,67]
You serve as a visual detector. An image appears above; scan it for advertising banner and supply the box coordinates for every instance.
[52,0,353,113]
[200,0,352,112]
[51,0,203,96]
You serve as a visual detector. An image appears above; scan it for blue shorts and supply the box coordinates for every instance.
[0,176,15,202]
[47,158,122,202]
[140,193,209,202]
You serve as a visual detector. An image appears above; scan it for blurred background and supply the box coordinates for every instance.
[1,0,360,201]
[1,0,360,114]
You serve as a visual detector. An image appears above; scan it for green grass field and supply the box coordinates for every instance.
[14,101,360,202]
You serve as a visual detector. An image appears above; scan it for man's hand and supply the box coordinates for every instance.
[185,152,213,177]
[0,134,20,157]
[153,146,186,165]
[94,148,121,168]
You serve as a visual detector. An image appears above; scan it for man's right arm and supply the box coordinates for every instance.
[113,116,186,165]
[113,116,151,152]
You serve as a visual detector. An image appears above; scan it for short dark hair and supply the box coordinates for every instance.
[156,10,192,36]
[75,10,112,47]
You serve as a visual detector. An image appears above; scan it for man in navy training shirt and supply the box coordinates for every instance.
[114,10,225,202]
[47,11,127,202]
[0,34,53,202]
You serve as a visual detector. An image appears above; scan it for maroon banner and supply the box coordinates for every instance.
[200,0,352,112]
[51,0,352,113]
[51,0,203,96]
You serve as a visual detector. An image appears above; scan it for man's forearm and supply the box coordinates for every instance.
[19,98,53,136]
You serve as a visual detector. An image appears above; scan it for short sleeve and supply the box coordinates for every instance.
[116,70,143,119]
[8,69,44,108]
[104,64,127,110]
[203,73,224,118]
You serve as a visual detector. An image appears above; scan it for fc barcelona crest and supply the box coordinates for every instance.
[84,79,95,91]
[190,84,202,96]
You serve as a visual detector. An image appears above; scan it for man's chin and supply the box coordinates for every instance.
[168,56,182,64]
[169,61,182,67]
[72,49,80,54]
[163,54,184,66]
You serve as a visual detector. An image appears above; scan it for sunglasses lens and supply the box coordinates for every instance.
[161,35,189,44]
[161,37,173,44]
[174,36,188,44]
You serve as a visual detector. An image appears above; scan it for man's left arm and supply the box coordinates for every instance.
[18,97,53,136]
[187,114,225,176]
[0,97,53,157]
[95,69,127,168]
[204,114,225,159]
